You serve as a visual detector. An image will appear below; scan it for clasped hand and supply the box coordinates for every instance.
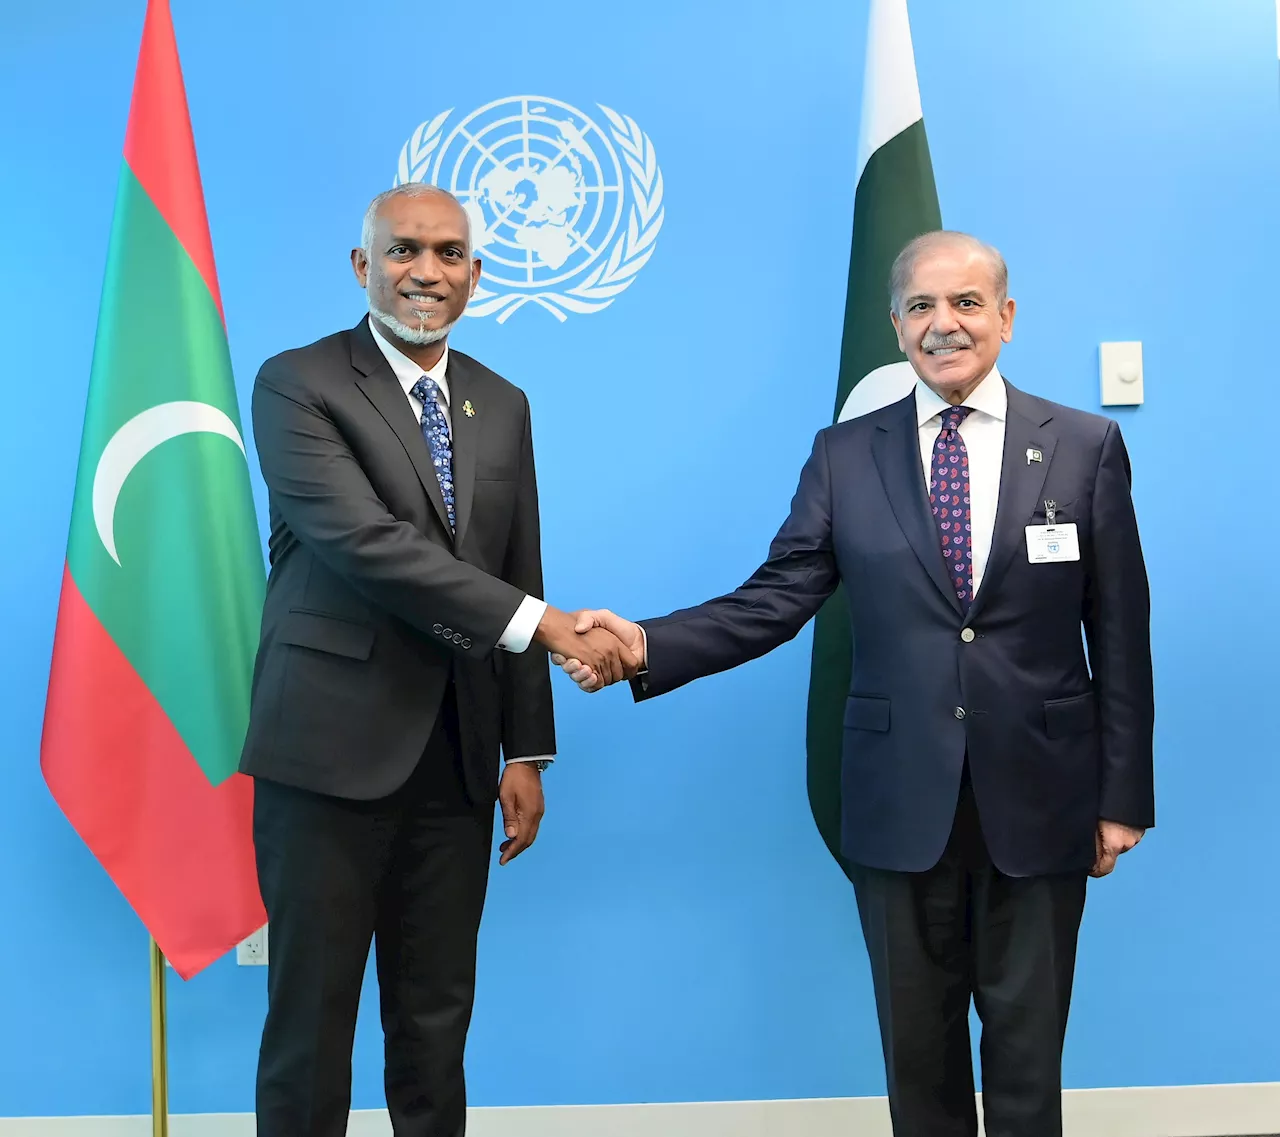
[547,609,644,693]
[535,606,641,687]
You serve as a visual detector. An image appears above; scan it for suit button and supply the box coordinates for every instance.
[954,707,967,720]
[960,628,976,643]
[452,633,462,644]
[442,628,452,638]
[433,624,443,634]
[461,638,471,649]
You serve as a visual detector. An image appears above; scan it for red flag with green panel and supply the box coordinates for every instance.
[40,0,266,979]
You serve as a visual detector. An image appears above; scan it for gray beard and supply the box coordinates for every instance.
[368,302,457,346]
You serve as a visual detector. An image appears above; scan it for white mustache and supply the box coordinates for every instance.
[921,332,974,352]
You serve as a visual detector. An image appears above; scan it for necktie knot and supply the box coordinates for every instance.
[412,375,442,406]
[940,405,972,434]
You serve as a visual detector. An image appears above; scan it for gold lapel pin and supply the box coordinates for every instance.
[462,400,476,418]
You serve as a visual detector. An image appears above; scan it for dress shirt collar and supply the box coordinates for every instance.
[367,315,450,404]
[914,363,1006,427]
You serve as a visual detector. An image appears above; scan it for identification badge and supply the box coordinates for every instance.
[1025,523,1080,563]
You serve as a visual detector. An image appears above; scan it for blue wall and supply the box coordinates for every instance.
[2,0,1278,1116]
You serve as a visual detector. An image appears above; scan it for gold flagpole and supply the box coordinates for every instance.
[149,937,170,1137]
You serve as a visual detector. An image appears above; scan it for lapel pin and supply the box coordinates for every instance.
[462,400,476,418]
[1026,447,1043,465]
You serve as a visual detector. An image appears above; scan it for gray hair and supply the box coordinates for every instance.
[889,230,1008,315]
[360,183,471,255]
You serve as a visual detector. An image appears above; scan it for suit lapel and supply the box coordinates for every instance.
[447,353,479,547]
[348,320,454,541]
[968,384,1056,619]
[872,395,965,617]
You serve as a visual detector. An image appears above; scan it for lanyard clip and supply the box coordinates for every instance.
[1044,499,1057,526]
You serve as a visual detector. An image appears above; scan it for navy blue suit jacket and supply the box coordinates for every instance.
[634,382,1154,877]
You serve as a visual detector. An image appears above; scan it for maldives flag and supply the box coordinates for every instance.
[40,0,266,979]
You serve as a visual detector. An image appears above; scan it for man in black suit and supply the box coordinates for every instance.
[240,183,634,1137]
[556,232,1154,1137]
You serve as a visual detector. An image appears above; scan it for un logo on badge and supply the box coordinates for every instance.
[395,96,664,322]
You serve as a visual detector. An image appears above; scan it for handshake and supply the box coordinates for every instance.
[533,607,645,693]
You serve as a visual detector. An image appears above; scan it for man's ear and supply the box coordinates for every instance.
[351,248,369,288]
[1000,297,1016,344]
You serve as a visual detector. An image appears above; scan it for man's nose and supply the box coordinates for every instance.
[930,303,960,334]
[409,252,443,283]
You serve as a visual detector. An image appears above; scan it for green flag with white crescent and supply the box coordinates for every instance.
[806,0,942,878]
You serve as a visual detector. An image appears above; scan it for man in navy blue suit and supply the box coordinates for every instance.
[555,231,1154,1137]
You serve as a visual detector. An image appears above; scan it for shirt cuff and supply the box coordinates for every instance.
[506,754,555,765]
[497,596,547,653]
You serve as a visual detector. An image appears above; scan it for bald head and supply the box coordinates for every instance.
[361,183,471,256]
[890,231,1008,317]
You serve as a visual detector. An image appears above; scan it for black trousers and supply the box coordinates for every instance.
[850,769,1087,1137]
[252,688,493,1137]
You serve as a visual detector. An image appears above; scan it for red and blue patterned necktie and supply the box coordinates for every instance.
[930,405,974,609]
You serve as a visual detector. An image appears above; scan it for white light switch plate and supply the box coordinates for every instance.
[1100,341,1143,406]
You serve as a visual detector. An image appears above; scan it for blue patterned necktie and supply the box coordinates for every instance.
[411,375,455,530]
[930,405,974,609]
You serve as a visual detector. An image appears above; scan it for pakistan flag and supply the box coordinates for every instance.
[806,0,941,878]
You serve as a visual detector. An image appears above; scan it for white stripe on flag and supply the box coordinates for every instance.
[854,0,925,186]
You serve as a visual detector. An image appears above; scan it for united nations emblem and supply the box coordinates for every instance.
[394,96,664,322]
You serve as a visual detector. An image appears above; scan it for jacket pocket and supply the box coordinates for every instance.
[280,609,375,660]
[475,457,516,481]
[1043,691,1097,738]
[844,695,890,732]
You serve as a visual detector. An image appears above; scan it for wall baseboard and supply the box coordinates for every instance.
[2,1083,1277,1137]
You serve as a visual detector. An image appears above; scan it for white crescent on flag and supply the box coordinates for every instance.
[92,400,247,566]
[837,360,919,422]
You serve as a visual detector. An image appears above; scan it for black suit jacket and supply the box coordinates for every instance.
[239,319,555,802]
[633,383,1154,876]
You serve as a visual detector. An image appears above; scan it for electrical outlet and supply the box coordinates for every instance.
[236,924,269,966]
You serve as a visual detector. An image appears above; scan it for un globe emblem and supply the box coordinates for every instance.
[395,96,664,322]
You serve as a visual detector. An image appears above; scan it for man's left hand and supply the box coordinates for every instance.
[1091,819,1145,878]
[498,762,545,866]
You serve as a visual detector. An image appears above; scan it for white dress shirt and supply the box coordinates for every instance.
[914,364,1007,598]
[368,318,552,764]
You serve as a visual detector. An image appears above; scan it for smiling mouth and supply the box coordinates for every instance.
[927,346,968,356]
[403,291,445,307]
